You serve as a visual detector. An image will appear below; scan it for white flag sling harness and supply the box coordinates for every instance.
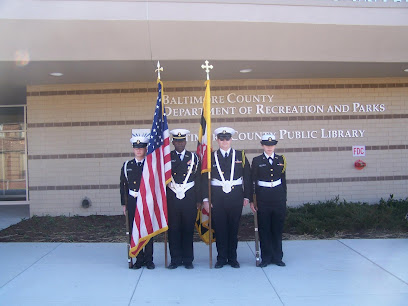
[169,154,196,200]
[212,149,243,193]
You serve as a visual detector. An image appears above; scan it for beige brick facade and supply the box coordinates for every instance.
[26,78,408,216]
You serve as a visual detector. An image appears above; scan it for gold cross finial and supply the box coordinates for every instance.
[155,61,163,79]
[201,60,213,80]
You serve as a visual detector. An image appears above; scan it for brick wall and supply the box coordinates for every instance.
[26,78,408,216]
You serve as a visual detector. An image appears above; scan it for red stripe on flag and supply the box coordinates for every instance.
[144,154,156,234]
[153,148,164,229]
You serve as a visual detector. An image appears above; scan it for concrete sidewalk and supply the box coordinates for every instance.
[0,239,407,306]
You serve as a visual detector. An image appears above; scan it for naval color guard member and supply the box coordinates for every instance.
[120,129,155,270]
[202,127,252,269]
[167,129,201,269]
[250,133,287,267]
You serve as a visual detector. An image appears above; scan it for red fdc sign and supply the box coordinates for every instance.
[353,146,365,157]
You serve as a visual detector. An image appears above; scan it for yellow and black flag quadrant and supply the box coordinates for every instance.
[195,79,215,244]
[196,80,211,174]
[195,207,215,245]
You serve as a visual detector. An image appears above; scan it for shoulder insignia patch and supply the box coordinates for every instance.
[282,155,287,173]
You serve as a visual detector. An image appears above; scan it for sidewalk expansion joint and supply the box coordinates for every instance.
[338,240,408,286]
[245,241,285,306]
[0,243,62,289]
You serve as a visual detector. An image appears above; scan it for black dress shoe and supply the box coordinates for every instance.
[145,262,155,269]
[167,263,179,269]
[275,261,286,267]
[214,261,224,269]
[229,261,240,268]
[184,263,194,269]
[132,261,143,269]
[259,261,269,268]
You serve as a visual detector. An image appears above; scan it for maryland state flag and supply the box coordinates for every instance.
[195,80,215,245]
[195,206,214,245]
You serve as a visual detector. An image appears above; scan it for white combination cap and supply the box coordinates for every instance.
[261,133,278,145]
[130,129,150,147]
[214,127,236,137]
[170,129,190,140]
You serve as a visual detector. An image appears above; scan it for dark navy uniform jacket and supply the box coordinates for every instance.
[168,150,201,203]
[120,159,144,206]
[251,153,287,202]
[202,149,252,202]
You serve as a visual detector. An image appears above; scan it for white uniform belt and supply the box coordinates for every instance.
[211,178,243,187]
[168,181,195,194]
[128,190,139,198]
[257,179,282,188]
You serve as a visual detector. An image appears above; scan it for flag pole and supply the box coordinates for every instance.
[201,60,213,268]
[155,61,168,268]
[124,183,133,269]
[253,194,261,267]
[208,172,212,269]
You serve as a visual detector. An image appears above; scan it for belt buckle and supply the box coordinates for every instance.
[222,181,232,193]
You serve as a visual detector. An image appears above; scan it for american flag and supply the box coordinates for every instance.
[129,80,171,257]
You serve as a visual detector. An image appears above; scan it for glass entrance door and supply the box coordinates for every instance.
[0,106,27,201]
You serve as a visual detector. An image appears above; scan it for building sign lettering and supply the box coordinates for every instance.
[164,92,386,117]
[353,146,366,156]
[163,93,385,142]
[183,129,366,143]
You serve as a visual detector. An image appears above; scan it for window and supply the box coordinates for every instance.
[0,106,27,201]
